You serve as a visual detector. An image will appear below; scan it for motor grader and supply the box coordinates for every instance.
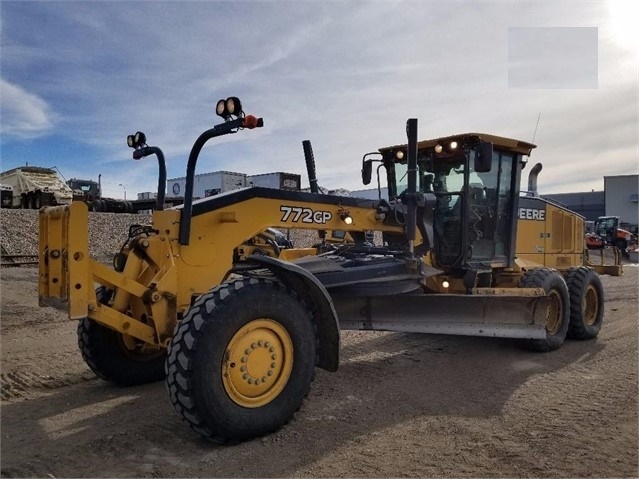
[39,97,611,443]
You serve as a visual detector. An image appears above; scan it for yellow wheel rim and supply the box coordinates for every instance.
[545,290,562,335]
[222,318,293,408]
[583,284,599,326]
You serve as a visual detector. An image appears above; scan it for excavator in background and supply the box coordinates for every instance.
[586,215,637,258]
[39,96,615,443]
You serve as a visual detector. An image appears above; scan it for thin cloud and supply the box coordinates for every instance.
[0,78,56,139]
[0,1,636,198]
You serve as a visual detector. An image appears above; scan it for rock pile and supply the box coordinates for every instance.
[1,209,153,261]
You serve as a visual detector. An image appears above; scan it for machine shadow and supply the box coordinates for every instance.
[0,330,605,478]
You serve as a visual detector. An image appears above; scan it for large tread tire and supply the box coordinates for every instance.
[33,192,42,209]
[563,267,604,340]
[78,287,166,386]
[166,277,317,443]
[520,268,570,352]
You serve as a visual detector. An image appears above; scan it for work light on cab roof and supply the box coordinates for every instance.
[434,140,458,154]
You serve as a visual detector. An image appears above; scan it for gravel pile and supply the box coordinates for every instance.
[1,209,153,261]
[1,209,327,261]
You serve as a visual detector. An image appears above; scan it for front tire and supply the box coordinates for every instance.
[166,277,317,443]
[563,267,604,340]
[520,268,570,352]
[78,288,166,385]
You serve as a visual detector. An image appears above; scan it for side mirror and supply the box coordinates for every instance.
[474,141,493,173]
[362,159,372,185]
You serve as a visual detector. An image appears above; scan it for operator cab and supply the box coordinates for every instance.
[369,133,536,271]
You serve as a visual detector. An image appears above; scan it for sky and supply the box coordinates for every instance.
[1,0,638,200]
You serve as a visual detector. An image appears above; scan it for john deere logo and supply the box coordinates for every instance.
[518,207,545,221]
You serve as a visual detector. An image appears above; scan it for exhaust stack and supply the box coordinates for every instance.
[527,162,543,197]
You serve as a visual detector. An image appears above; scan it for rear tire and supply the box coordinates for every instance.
[33,192,42,209]
[78,287,166,385]
[165,277,317,443]
[520,268,570,352]
[563,267,604,340]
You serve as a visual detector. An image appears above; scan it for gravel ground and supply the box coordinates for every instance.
[1,209,637,478]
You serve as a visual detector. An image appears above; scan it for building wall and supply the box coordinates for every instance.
[605,174,639,233]
[542,191,604,221]
[168,171,246,198]
[167,171,302,198]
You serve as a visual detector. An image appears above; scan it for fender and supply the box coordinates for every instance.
[240,255,340,372]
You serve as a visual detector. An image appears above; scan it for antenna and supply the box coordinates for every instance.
[50,165,68,182]
[531,112,542,144]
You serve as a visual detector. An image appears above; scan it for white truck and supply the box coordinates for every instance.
[0,166,74,209]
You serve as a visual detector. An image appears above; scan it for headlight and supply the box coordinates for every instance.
[216,99,228,118]
[626,234,632,241]
[134,131,146,146]
[339,211,353,225]
[216,97,243,119]
[226,97,242,115]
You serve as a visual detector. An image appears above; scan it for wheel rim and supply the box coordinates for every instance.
[222,318,293,408]
[583,284,599,326]
[546,290,563,335]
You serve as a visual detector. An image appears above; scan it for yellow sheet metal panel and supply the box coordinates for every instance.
[279,248,318,261]
[67,202,91,319]
[38,207,50,298]
[516,211,546,257]
[174,196,405,310]
[38,205,76,301]
[151,210,180,240]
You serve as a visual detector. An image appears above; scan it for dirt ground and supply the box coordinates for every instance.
[1,265,637,478]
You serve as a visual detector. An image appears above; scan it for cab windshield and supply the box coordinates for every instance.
[389,148,515,267]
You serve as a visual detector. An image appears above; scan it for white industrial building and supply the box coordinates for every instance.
[604,174,638,234]
[167,171,301,199]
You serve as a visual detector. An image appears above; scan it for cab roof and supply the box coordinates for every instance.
[379,132,537,157]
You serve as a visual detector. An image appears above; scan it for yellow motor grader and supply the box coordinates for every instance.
[39,97,612,442]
